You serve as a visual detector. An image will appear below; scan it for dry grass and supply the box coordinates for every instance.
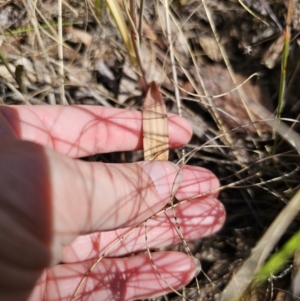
[1,0,300,300]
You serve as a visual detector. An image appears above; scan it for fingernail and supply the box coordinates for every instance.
[139,161,182,197]
[192,256,202,276]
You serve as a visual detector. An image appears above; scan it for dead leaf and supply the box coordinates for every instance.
[65,26,93,47]
[194,64,273,133]
[143,81,169,161]
[199,35,223,62]
[261,34,284,69]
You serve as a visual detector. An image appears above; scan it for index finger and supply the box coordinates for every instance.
[0,105,192,158]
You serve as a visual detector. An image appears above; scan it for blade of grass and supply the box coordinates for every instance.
[277,0,293,119]
[237,0,269,26]
[143,81,169,161]
[24,0,56,83]
[123,0,147,92]
[104,0,137,66]
[162,0,185,161]
[221,188,300,301]
[253,230,300,288]
[58,0,66,104]
[95,0,102,18]
[274,0,293,152]
[138,0,145,42]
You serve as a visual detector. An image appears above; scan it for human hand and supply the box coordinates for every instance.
[0,105,225,301]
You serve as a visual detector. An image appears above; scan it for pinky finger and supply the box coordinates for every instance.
[29,252,198,301]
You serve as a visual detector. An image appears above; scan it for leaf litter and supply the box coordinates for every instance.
[1,0,300,300]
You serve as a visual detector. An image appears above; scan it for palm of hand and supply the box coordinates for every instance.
[0,105,225,301]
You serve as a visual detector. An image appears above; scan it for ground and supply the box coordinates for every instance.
[0,0,300,300]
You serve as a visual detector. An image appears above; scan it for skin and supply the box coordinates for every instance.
[0,105,226,301]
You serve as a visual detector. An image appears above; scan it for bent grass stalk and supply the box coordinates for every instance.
[273,0,293,153]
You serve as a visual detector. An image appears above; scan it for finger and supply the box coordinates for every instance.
[61,197,225,262]
[61,165,223,262]
[0,105,192,157]
[29,252,198,301]
[44,148,183,264]
[176,165,220,199]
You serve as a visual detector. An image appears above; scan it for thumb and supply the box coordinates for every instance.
[0,140,182,300]
[0,110,18,139]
